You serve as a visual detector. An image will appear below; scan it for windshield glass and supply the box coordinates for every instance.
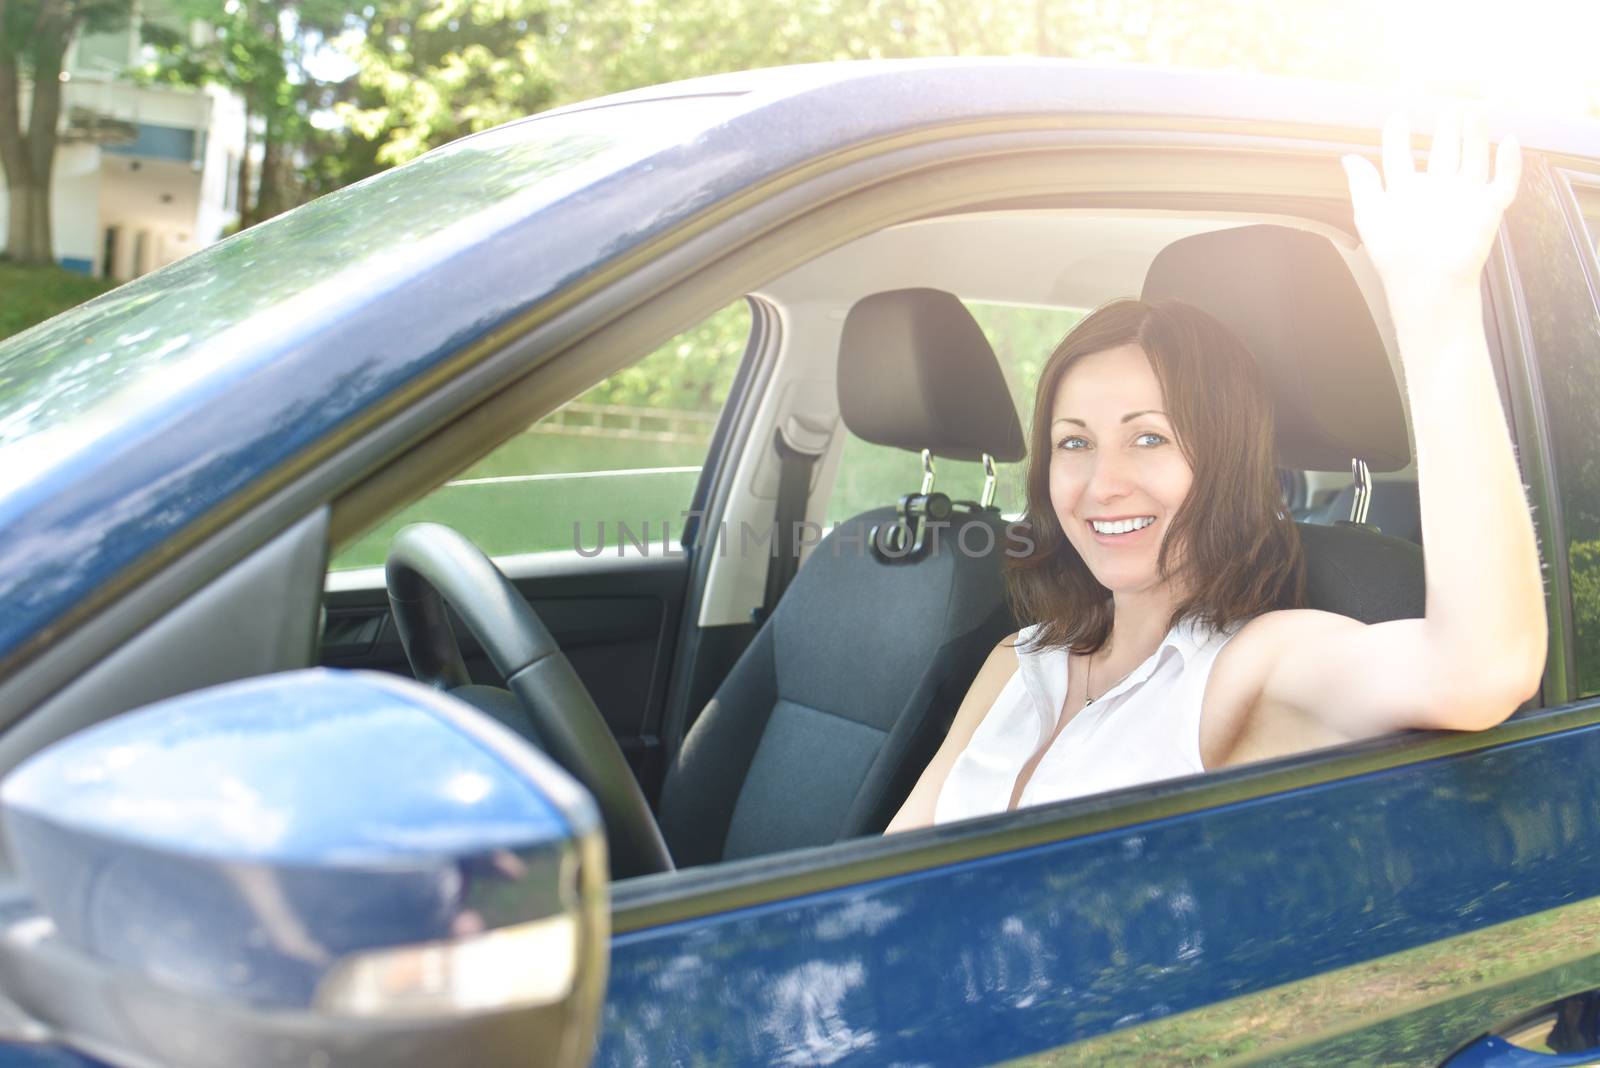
[0,95,743,493]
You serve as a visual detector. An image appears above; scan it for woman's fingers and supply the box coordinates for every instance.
[1460,110,1490,185]
[1493,134,1523,211]
[1428,109,1461,176]
[1342,154,1384,226]
[1381,112,1414,188]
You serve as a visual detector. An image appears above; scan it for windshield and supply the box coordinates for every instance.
[0,95,743,494]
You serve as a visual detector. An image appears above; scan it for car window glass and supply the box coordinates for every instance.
[0,96,746,490]
[1510,169,1600,698]
[824,302,1082,524]
[328,301,751,569]
[1566,176,1600,696]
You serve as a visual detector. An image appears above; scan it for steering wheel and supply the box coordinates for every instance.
[384,523,673,878]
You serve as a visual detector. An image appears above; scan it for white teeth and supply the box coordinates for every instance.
[1091,517,1154,535]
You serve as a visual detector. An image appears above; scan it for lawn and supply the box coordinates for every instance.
[0,261,115,342]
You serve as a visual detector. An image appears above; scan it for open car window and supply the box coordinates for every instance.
[328,301,751,571]
[323,168,1539,892]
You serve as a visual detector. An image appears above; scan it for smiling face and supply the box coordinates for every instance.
[1008,300,1303,654]
[1048,342,1194,597]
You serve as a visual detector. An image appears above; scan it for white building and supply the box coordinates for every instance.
[0,10,247,279]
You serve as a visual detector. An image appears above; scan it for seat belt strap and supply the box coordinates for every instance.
[757,415,829,621]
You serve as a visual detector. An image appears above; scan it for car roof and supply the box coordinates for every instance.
[0,59,1594,669]
[528,58,1600,158]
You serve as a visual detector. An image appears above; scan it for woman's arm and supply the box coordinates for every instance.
[1239,111,1545,744]
[884,635,1019,834]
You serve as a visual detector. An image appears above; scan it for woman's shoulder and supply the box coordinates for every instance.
[961,631,1025,707]
[988,630,1026,672]
[1012,621,1068,656]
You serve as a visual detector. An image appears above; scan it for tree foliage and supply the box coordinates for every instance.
[140,0,352,225]
[117,0,1396,223]
[330,0,1384,176]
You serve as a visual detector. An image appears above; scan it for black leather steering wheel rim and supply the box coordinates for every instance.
[385,522,673,878]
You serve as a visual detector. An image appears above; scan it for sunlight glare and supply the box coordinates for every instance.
[1373,0,1600,115]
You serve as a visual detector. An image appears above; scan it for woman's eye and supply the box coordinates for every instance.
[1134,432,1169,447]
[1056,436,1090,451]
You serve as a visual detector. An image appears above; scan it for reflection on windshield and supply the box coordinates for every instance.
[0,97,739,490]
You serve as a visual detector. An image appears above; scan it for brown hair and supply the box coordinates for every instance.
[1006,298,1305,654]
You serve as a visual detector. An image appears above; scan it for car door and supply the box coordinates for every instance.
[591,152,1600,1067]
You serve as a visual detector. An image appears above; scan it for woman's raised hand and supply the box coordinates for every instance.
[1341,111,1521,335]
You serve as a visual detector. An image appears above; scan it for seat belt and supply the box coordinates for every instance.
[756,414,829,623]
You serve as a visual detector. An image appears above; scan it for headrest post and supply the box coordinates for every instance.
[919,448,936,495]
[979,453,997,509]
[1349,458,1372,525]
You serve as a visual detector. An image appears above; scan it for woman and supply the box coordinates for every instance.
[887,112,1546,832]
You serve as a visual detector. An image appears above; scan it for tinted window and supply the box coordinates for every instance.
[1505,165,1600,697]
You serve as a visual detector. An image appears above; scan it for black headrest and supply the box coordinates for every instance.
[1141,225,1410,472]
[1297,522,1424,623]
[837,288,1025,463]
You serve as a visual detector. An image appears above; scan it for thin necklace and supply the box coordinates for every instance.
[1083,650,1135,707]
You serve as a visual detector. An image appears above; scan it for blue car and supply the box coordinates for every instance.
[1,60,1599,1067]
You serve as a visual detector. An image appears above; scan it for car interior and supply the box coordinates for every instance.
[318,203,1447,881]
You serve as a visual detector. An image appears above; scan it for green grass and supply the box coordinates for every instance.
[331,434,710,569]
[0,261,115,342]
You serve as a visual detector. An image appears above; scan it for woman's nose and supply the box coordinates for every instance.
[1087,453,1134,502]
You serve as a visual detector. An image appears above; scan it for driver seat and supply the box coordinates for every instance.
[1141,223,1426,624]
[655,288,1027,868]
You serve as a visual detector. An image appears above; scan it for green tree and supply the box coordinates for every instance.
[141,0,349,226]
[0,0,133,263]
[336,0,1027,171]
[331,0,1397,175]
[335,0,561,175]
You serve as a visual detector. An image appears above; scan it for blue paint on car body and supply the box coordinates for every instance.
[598,712,1600,1064]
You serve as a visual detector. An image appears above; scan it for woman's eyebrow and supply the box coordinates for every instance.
[1050,410,1169,427]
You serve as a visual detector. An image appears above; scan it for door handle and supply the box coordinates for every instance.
[1444,992,1600,1067]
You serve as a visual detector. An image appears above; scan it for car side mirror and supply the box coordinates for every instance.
[0,670,608,1068]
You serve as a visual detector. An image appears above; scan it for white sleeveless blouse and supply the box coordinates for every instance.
[933,618,1239,825]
